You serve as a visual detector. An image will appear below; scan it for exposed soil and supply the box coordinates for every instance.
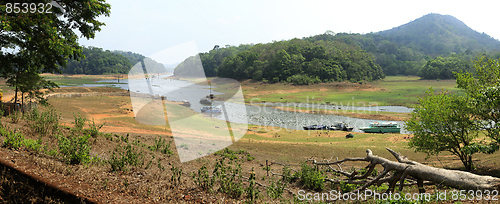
[1,83,499,203]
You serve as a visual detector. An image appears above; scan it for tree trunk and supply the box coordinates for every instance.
[312,148,500,192]
[370,148,500,191]
[21,92,24,113]
[14,86,18,108]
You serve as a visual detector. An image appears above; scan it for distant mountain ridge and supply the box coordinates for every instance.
[377,13,500,55]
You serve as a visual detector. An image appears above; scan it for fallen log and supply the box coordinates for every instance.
[310,148,500,193]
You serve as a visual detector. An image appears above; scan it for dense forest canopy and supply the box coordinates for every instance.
[62,47,166,75]
[174,13,500,82]
[176,38,385,84]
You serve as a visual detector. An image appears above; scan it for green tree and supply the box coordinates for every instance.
[405,88,479,171]
[1,0,111,104]
[456,55,500,155]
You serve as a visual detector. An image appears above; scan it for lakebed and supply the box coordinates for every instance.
[2,75,498,203]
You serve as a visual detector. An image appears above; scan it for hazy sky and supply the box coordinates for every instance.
[79,0,500,65]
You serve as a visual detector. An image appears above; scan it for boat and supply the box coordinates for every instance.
[359,122,400,133]
[201,105,222,113]
[328,123,354,131]
[180,100,191,107]
[200,97,212,105]
[303,125,329,130]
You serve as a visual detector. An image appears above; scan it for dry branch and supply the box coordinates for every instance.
[311,148,500,193]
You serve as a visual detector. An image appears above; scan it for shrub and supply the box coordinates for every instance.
[297,162,325,191]
[214,158,244,198]
[286,74,321,85]
[245,168,260,201]
[27,108,60,137]
[170,164,183,186]
[282,165,294,183]
[266,178,287,199]
[72,113,87,131]
[2,129,24,149]
[108,143,145,172]
[147,136,173,156]
[193,164,215,192]
[87,118,104,138]
[8,111,21,123]
[24,138,43,153]
[58,134,92,164]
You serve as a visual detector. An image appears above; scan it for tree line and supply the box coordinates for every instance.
[62,47,166,75]
[176,38,385,84]
[175,31,500,83]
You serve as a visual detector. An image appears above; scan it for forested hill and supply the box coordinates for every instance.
[62,47,166,75]
[299,14,500,78]
[377,13,500,55]
[176,13,500,81]
[175,39,385,84]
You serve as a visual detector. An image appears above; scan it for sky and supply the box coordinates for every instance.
[79,0,500,65]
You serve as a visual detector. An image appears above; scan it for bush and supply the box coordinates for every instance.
[108,143,145,172]
[72,113,87,131]
[286,74,321,85]
[245,168,260,201]
[8,111,21,123]
[58,134,92,164]
[193,164,215,192]
[86,118,104,138]
[266,178,287,199]
[2,129,24,149]
[282,165,294,183]
[27,108,60,137]
[214,158,244,198]
[24,138,43,153]
[297,162,325,191]
[147,136,173,156]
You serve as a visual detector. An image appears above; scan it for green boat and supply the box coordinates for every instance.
[359,122,400,133]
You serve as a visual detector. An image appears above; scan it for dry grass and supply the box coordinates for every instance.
[0,83,499,203]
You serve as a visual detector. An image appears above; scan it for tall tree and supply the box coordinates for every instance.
[456,55,500,155]
[0,0,111,104]
[405,88,479,171]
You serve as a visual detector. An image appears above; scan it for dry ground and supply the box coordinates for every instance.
[0,85,499,203]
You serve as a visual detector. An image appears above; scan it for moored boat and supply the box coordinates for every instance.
[201,105,222,113]
[303,125,329,130]
[359,122,400,133]
[200,97,212,105]
[180,100,191,107]
[328,123,354,131]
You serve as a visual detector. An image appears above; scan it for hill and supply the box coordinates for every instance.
[175,39,385,84]
[178,13,500,80]
[377,13,500,55]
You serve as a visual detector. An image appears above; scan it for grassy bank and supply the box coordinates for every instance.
[239,76,459,108]
[0,85,499,203]
[44,87,498,170]
[42,73,126,86]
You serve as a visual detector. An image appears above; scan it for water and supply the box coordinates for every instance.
[83,75,410,133]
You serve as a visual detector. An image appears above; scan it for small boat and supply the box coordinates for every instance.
[200,97,212,105]
[328,123,354,131]
[201,105,222,113]
[303,125,329,130]
[359,122,400,133]
[180,100,191,107]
